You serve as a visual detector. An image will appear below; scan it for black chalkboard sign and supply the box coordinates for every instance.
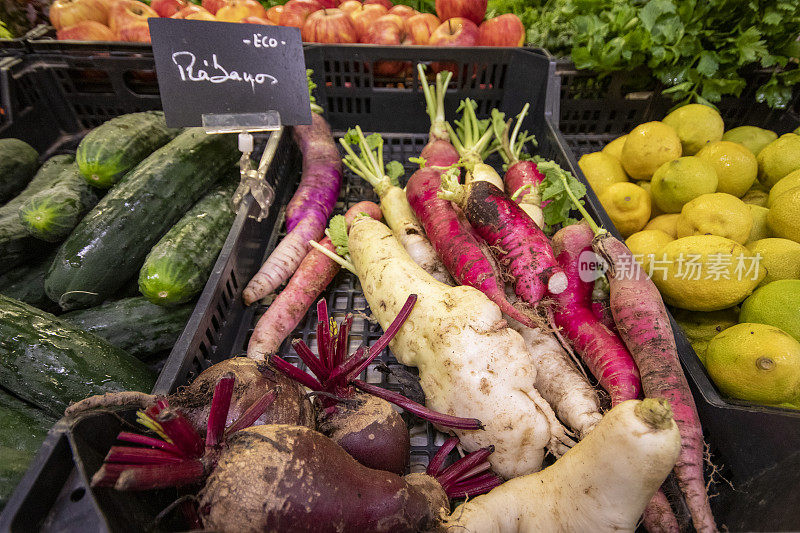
[149,18,311,128]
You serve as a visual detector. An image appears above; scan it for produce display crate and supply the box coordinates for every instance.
[0,45,798,532]
[24,25,153,56]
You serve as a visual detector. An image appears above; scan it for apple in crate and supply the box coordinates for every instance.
[186,11,217,20]
[151,0,188,18]
[435,0,486,26]
[171,5,210,18]
[56,20,116,41]
[478,13,524,46]
[49,0,110,30]
[241,16,275,25]
[387,5,416,24]
[279,0,324,29]
[302,8,357,42]
[363,0,391,8]
[430,17,478,73]
[350,3,387,41]
[266,5,284,23]
[316,0,342,6]
[201,0,229,15]
[216,0,267,22]
[364,16,413,76]
[339,0,363,16]
[109,0,157,43]
[406,12,439,45]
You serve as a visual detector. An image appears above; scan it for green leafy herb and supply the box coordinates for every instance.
[385,161,405,185]
[328,215,349,258]
[306,69,322,114]
[537,160,588,228]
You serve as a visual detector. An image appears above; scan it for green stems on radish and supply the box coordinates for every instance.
[306,69,323,115]
[445,99,504,189]
[418,64,451,143]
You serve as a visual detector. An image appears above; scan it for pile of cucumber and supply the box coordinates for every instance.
[0,112,241,506]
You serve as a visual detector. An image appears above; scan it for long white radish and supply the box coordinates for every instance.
[348,217,573,478]
[506,317,603,439]
[444,398,681,533]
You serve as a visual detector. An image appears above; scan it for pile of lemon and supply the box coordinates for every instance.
[579,105,800,410]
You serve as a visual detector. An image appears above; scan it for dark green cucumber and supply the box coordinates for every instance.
[0,155,75,275]
[0,139,39,204]
[139,183,236,306]
[0,391,55,509]
[76,111,181,189]
[0,295,155,417]
[0,249,58,311]
[18,164,99,242]
[45,129,238,310]
[62,296,192,358]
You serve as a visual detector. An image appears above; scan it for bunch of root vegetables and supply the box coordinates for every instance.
[70,65,717,532]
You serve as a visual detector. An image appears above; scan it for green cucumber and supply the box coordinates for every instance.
[139,183,236,306]
[0,139,39,205]
[18,164,99,242]
[0,155,75,275]
[0,391,55,509]
[0,295,156,417]
[62,296,193,358]
[76,111,181,188]
[45,128,238,310]
[0,249,58,311]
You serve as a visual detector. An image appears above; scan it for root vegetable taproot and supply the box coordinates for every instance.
[347,216,573,477]
[246,201,381,360]
[243,113,342,304]
[443,399,682,533]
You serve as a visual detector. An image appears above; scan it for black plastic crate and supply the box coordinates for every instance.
[25,25,153,56]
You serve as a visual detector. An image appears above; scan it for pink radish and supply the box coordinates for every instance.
[243,113,342,305]
[246,201,381,360]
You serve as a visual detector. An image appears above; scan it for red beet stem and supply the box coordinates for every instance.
[224,391,277,436]
[334,314,353,367]
[352,379,483,430]
[114,460,206,491]
[156,410,204,459]
[445,475,503,498]
[116,432,182,456]
[326,344,367,386]
[270,354,325,391]
[455,461,492,480]
[206,373,235,449]
[91,463,129,487]
[317,299,331,371]
[436,446,494,488]
[292,339,327,381]
[426,436,459,476]
[105,446,186,465]
[145,397,170,419]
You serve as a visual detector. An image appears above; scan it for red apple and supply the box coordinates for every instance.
[430,17,479,73]
[186,10,216,20]
[216,0,267,22]
[363,16,413,75]
[387,4,416,23]
[150,0,187,18]
[302,8,357,42]
[56,20,115,40]
[279,0,324,28]
[108,0,157,42]
[316,0,341,6]
[405,12,439,45]
[363,0,391,8]
[478,13,524,46]
[339,0,362,16]
[201,0,229,15]
[265,5,283,23]
[435,0,486,26]
[241,15,274,25]
[171,4,210,18]
[350,3,386,41]
[49,0,109,30]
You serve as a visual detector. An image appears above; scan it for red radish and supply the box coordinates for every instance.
[407,67,538,329]
[491,104,546,228]
[243,112,342,305]
[594,233,716,532]
[200,428,500,532]
[247,201,381,361]
[271,295,482,474]
[340,128,453,284]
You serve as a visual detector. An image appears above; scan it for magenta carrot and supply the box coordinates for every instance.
[595,233,716,533]
[243,113,342,305]
[440,177,568,304]
[551,223,641,405]
[247,201,381,360]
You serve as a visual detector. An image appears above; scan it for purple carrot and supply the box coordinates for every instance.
[243,113,342,305]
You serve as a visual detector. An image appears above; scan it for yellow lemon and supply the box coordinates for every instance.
[662,103,724,155]
[695,141,757,197]
[767,169,800,207]
[745,205,771,244]
[767,187,800,243]
[620,122,682,180]
[578,152,628,194]
[756,133,800,189]
[722,126,777,156]
[644,214,681,238]
[747,238,800,285]
[626,230,674,272]
[598,182,651,238]
[740,280,800,342]
[650,157,718,213]
[602,135,627,162]
[671,306,739,364]
[651,235,765,311]
[741,186,769,207]
[675,193,752,244]
[636,180,664,217]
[705,323,800,408]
